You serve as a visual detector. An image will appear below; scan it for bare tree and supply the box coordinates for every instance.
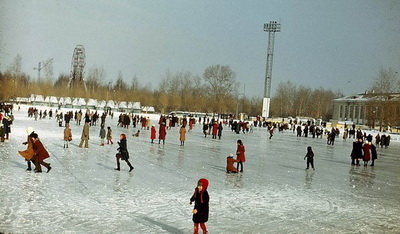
[7,54,22,79]
[203,65,237,113]
[114,71,127,94]
[86,66,105,93]
[370,68,399,93]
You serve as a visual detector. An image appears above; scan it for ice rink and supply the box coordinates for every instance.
[1,106,399,233]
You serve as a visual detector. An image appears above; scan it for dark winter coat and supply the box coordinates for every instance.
[117,138,129,160]
[350,140,363,159]
[371,144,378,160]
[190,179,209,223]
[218,123,223,137]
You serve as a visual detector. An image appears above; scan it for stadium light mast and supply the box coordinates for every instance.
[262,21,280,118]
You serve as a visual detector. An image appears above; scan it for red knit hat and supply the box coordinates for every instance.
[120,133,126,139]
[198,178,209,190]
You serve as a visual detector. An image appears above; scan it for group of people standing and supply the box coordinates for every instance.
[350,137,378,166]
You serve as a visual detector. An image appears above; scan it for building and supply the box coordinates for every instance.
[332,94,368,125]
[332,93,400,130]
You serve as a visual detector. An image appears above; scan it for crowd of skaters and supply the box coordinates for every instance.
[2,104,398,233]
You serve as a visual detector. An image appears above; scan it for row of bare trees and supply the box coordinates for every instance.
[2,55,397,122]
[269,81,342,120]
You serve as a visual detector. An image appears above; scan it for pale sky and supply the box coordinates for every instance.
[1,0,399,97]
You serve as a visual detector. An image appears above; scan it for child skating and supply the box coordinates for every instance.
[63,124,72,148]
[114,133,134,172]
[99,125,106,146]
[106,126,114,144]
[190,178,209,234]
[304,146,315,170]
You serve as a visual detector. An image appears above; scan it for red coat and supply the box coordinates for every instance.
[226,156,238,172]
[150,126,156,140]
[33,139,49,162]
[212,123,218,135]
[236,144,246,162]
[159,124,166,140]
[363,143,371,161]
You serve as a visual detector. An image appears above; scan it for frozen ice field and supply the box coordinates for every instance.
[0,106,399,233]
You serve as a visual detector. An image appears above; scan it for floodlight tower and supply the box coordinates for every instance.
[262,21,280,118]
[68,45,87,91]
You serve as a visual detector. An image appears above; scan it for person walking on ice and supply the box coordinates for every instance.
[114,133,134,172]
[190,178,209,234]
[304,146,315,170]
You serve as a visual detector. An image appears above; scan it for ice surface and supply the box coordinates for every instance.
[1,105,399,233]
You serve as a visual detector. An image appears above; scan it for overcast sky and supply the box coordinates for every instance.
[1,0,399,97]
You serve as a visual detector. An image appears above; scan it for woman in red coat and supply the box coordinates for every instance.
[363,142,371,166]
[158,123,167,144]
[212,122,218,139]
[31,133,51,173]
[150,125,156,143]
[236,139,246,172]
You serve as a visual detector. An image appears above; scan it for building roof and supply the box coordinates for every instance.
[333,93,400,103]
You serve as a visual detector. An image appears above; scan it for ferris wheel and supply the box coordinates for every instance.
[68,45,87,91]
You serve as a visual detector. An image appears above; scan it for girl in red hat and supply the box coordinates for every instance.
[190,178,209,234]
[114,133,134,172]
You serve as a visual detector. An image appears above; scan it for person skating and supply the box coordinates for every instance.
[150,125,156,143]
[350,138,363,166]
[18,127,36,170]
[31,133,51,173]
[370,143,377,166]
[114,133,134,172]
[363,142,371,166]
[236,139,246,172]
[158,122,166,144]
[107,126,114,144]
[217,121,223,140]
[99,124,106,146]
[190,178,209,234]
[304,146,315,170]
[79,122,90,148]
[269,126,274,139]
[179,125,186,146]
[63,123,72,148]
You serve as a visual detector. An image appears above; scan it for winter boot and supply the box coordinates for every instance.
[115,162,120,171]
[27,161,32,171]
[127,161,134,172]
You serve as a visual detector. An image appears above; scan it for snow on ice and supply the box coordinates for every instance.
[0,105,399,233]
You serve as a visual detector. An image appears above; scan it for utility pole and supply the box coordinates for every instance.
[34,58,53,81]
[262,21,280,118]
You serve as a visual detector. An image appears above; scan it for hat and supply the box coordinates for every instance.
[229,153,234,157]
[120,133,126,139]
[26,127,34,135]
[197,178,209,190]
